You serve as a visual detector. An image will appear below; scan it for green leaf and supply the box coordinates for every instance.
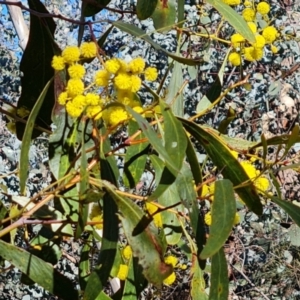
[180,119,263,215]
[177,0,185,30]
[200,180,236,259]
[209,247,229,300]
[79,234,92,290]
[19,78,53,194]
[0,240,78,300]
[191,259,208,300]
[17,0,58,140]
[123,121,149,188]
[102,181,173,287]
[113,21,202,66]
[271,196,300,227]
[206,0,255,43]
[284,124,300,155]
[83,0,111,17]
[217,106,236,134]
[165,61,184,117]
[152,0,176,33]
[136,0,158,20]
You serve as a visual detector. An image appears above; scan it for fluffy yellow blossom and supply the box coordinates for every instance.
[66,100,84,118]
[231,33,245,48]
[222,0,241,5]
[244,0,252,6]
[117,264,129,281]
[58,91,69,105]
[132,106,144,115]
[90,203,102,219]
[165,256,178,267]
[205,211,212,226]
[80,42,97,58]
[51,55,65,70]
[85,93,100,106]
[271,44,278,54]
[105,106,128,127]
[95,69,110,87]
[252,34,266,48]
[129,57,145,73]
[68,64,85,79]
[144,67,158,81]
[145,202,163,228]
[118,59,129,72]
[228,52,241,66]
[201,184,210,197]
[72,94,86,108]
[66,79,84,97]
[17,106,30,118]
[86,105,102,120]
[91,215,103,229]
[242,8,255,21]
[163,272,176,285]
[117,90,134,105]
[130,75,142,92]
[62,46,80,64]
[247,22,257,33]
[244,47,264,61]
[105,58,121,74]
[262,26,278,44]
[122,245,132,260]
[256,2,270,15]
[114,73,132,90]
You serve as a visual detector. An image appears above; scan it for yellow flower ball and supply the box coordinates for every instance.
[222,0,241,5]
[242,8,255,21]
[85,93,101,106]
[66,79,84,97]
[144,67,158,81]
[66,99,84,118]
[145,202,163,228]
[51,55,65,70]
[105,58,121,74]
[58,91,68,105]
[231,33,245,48]
[130,75,142,92]
[91,215,103,229]
[129,57,145,74]
[68,64,85,79]
[228,52,241,66]
[95,69,110,87]
[164,256,178,267]
[262,26,278,44]
[62,46,80,64]
[271,44,278,53]
[163,272,176,286]
[244,47,264,61]
[114,73,132,90]
[86,105,102,120]
[89,203,102,219]
[247,22,257,33]
[106,106,128,126]
[122,245,132,260]
[252,34,266,48]
[205,211,212,226]
[118,59,129,72]
[80,42,97,58]
[244,0,252,7]
[117,264,129,281]
[256,2,270,15]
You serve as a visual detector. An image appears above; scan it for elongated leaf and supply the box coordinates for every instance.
[152,0,176,33]
[209,247,228,300]
[17,0,58,140]
[127,106,179,176]
[181,119,263,215]
[285,124,300,155]
[178,0,185,30]
[84,154,119,300]
[102,181,173,287]
[19,79,53,194]
[79,234,92,290]
[218,106,236,134]
[136,0,158,20]
[0,240,78,300]
[113,21,202,66]
[200,180,236,259]
[206,0,255,43]
[191,258,208,300]
[165,61,184,117]
[271,196,300,227]
[123,121,149,188]
[84,0,111,17]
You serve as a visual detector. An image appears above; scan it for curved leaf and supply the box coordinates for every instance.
[113,21,202,66]
[136,0,158,20]
[0,240,78,300]
[180,119,263,215]
[200,180,236,259]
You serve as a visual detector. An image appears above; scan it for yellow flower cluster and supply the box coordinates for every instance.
[163,255,187,285]
[204,211,240,226]
[228,1,279,66]
[89,203,103,230]
[117,264,129,281]
[52,44,158,126]
[145,202,163,228]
